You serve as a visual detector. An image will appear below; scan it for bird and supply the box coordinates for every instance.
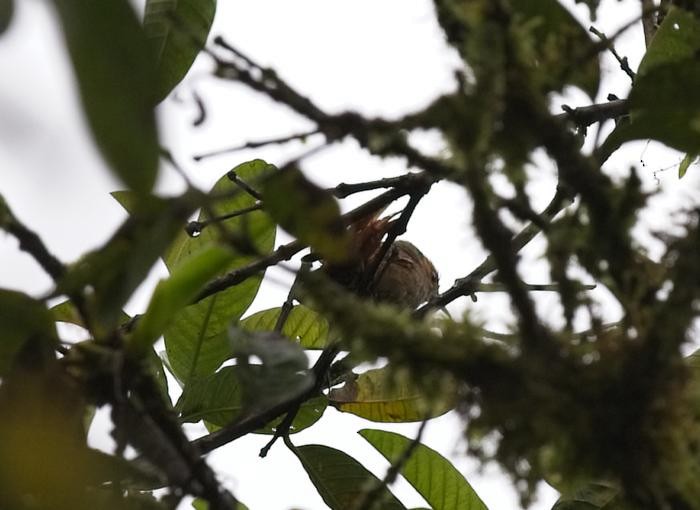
[324,212,439,309]
[370,239,439,309]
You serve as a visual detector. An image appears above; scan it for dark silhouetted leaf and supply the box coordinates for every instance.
[637,8,700,77]
[192,497,248,510]
[0,290,57,376]
[52,0,158,192]
[263,167,353,264]
[292,443,406,510]
[330,367,456,422]
[0,0,13,34]
[552,482,620,509]
[144,0,216,102]
[163,160,276,383]
[240,305,330,349]
[360,429,488,510]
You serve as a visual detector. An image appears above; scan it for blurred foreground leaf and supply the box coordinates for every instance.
[263,167,353,264]
[52,0,159,192]
[144,0,216,102]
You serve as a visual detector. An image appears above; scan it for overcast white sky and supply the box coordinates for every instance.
[1,1,699,509]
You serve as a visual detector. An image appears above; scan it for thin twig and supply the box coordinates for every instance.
[226,169,264,200]
[193,130,321,161]
[477,282,596,292]
[185,202,263,236]
[640,0,657,47]
[416,187,570,316]
[362,191,427,293]
[354,418,430,510]
[333,175,418,198]
[590,26,636,82]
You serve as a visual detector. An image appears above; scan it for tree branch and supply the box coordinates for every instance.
[557,99,629,129]
[0,194,66,281]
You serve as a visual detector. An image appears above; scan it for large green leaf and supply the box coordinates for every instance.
[58,193,198,331]
[292,443,406,510]
[598,62,700,158]
[329,367,456,422]
[52,0,158,192]
[143,0,216,102]
[511,0,600,98]
[599,8,700,160]
[360,429,488,510]
[637,8,700,77]
[0,290,57,376]
[176,365,326,434]
[239,305,330,349]
[163,160,276,384]
[262,167,353,264]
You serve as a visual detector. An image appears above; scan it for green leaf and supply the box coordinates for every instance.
[598,61,700,158]
[678,153,698,179]
[176,365,326,434]
[329,367,456,422]
[262,167,353,264]
[163,159,276,271]
[511,0,600,98]
[552,482,620,509]
[178,328,317,429]
[58,193,198,331]
[599,9,700,160]
[143,0,216,102]
[292,443,406,510]
[130,245,235,357]
[0,290,57,376]
[637,8,700,77]
[0,0,13,34]
[163,160,276,383]
[360,429,488,510]
[239,305,330,349]
[52,0,158,192]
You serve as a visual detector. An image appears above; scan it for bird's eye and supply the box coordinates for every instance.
[431,270,439,284]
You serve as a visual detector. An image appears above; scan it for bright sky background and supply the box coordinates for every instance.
[1,1,699,509]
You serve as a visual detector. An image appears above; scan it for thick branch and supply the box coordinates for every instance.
[557,99,629,128]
